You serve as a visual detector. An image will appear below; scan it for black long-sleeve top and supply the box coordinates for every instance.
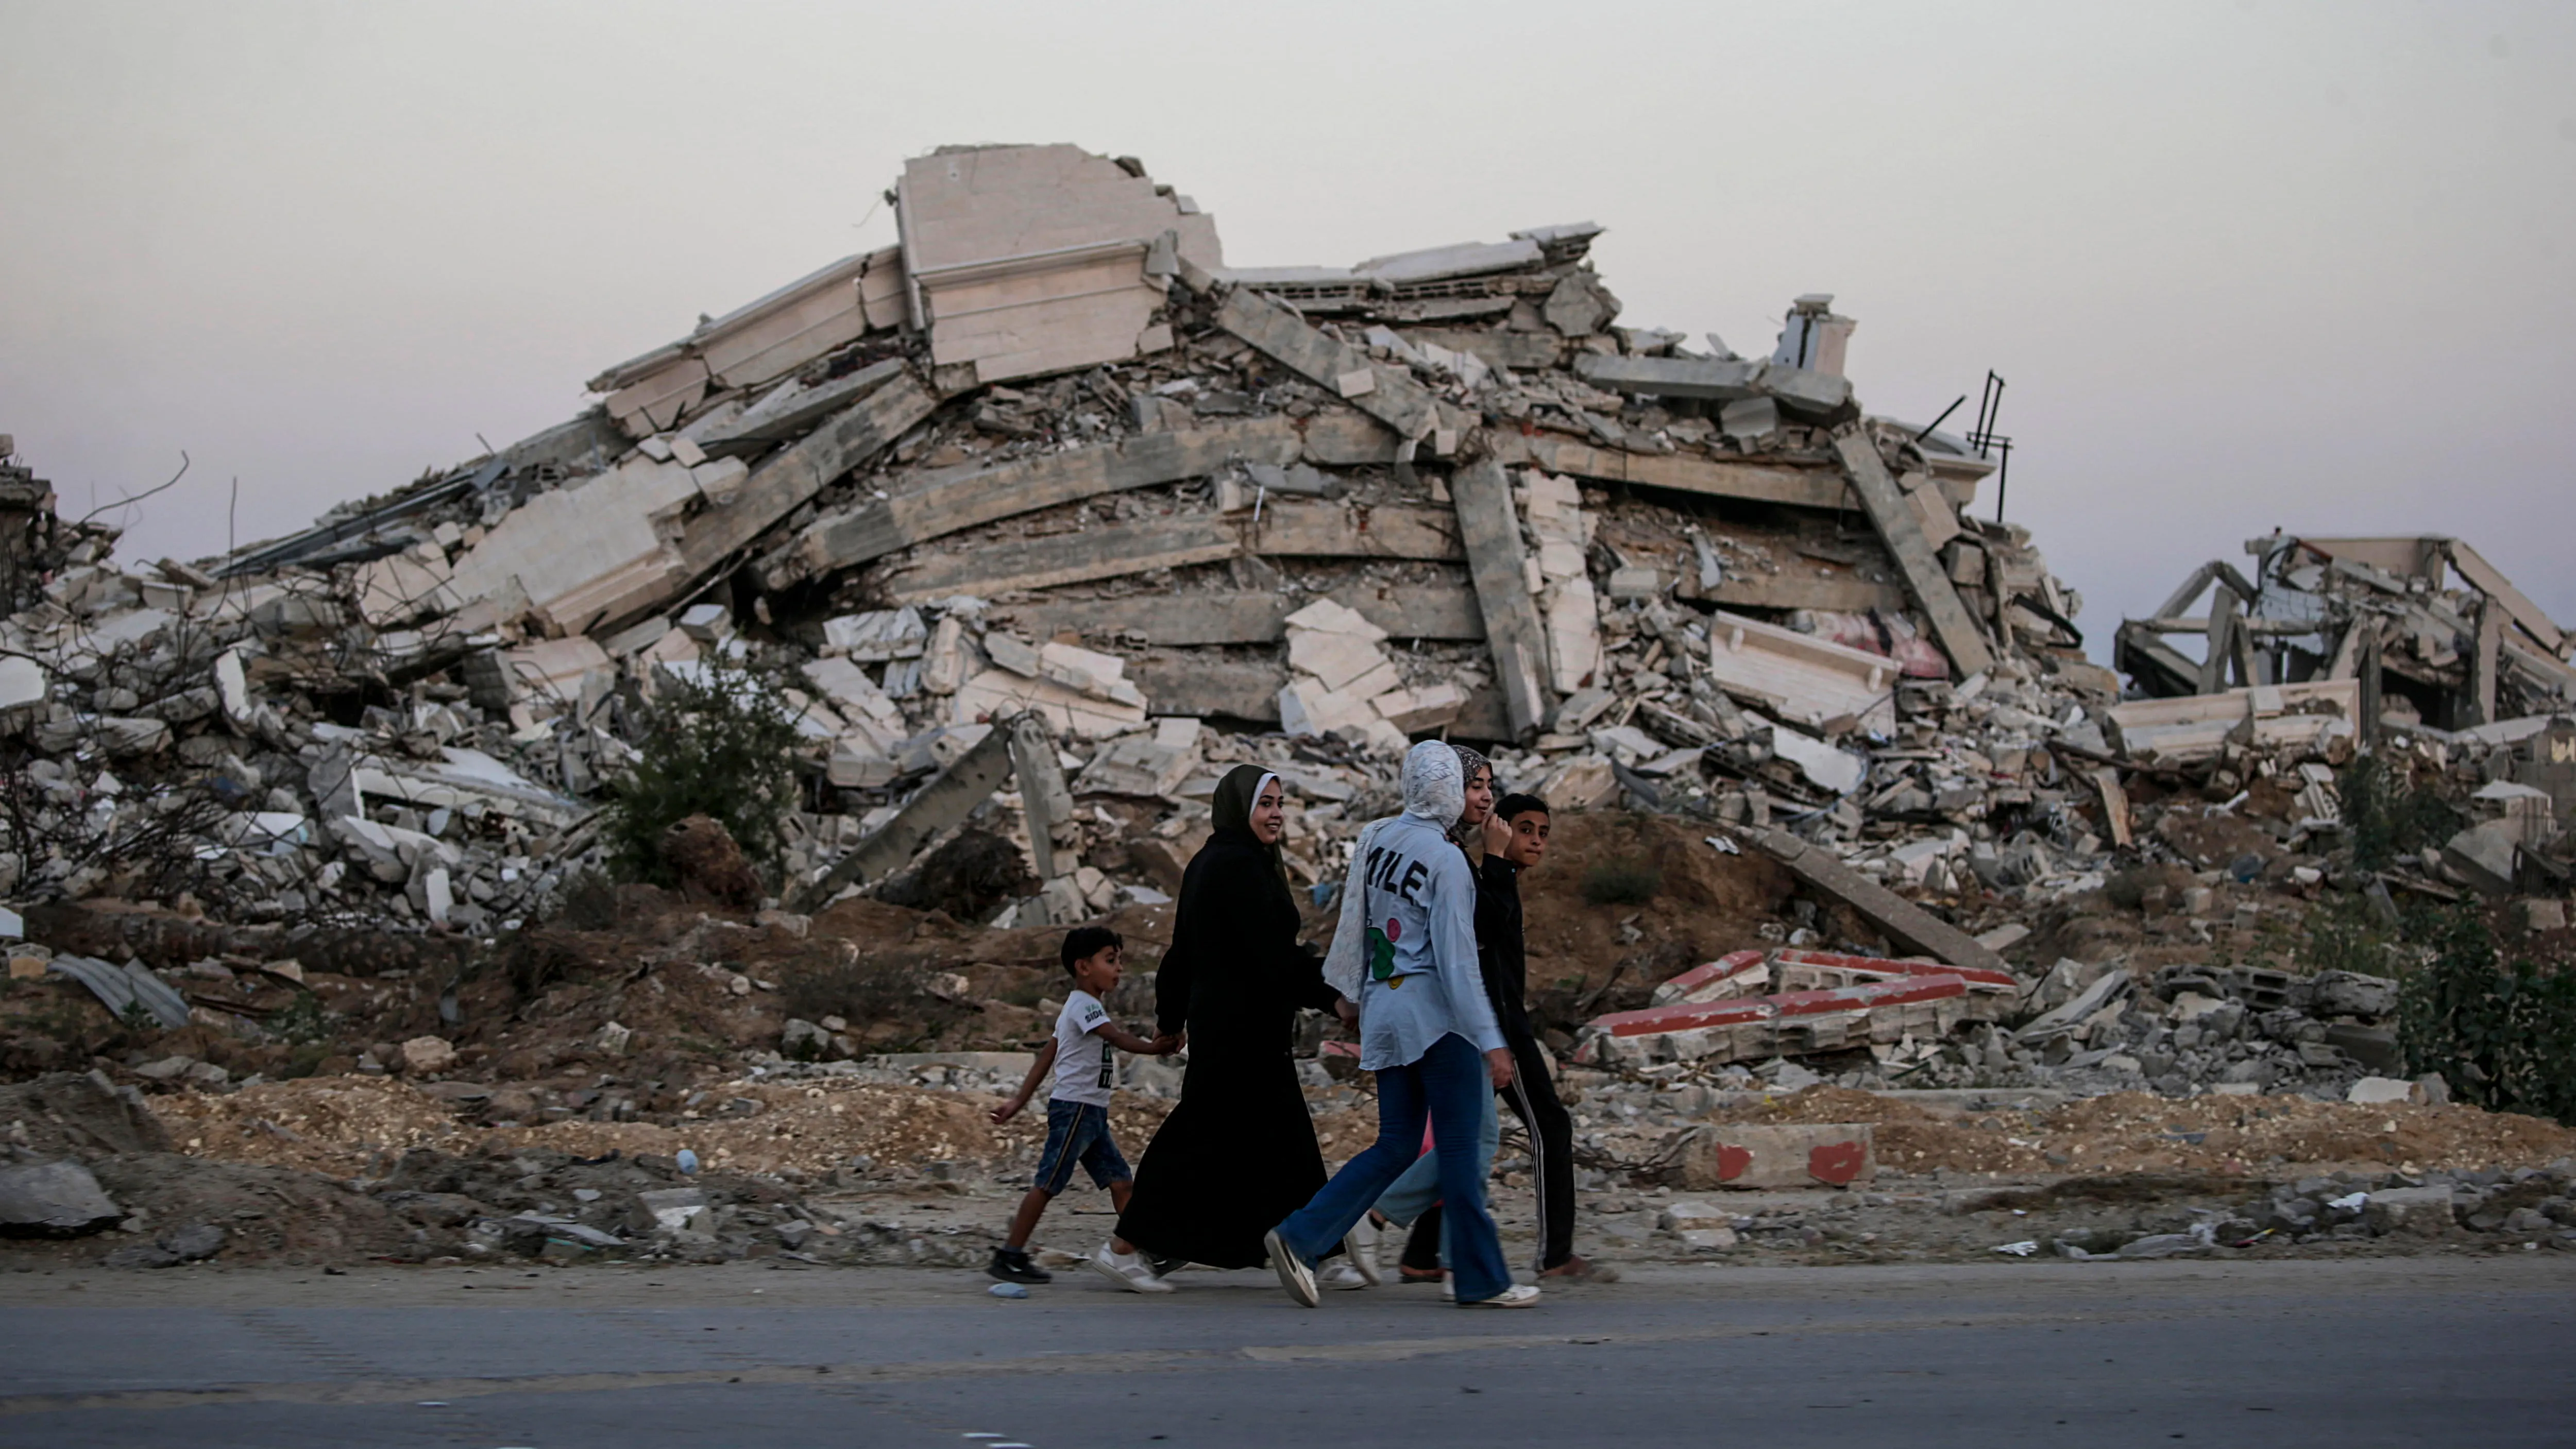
[1473,853,1534,1049]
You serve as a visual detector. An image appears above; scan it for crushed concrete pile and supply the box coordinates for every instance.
[0,142,2085,974]
[5,142,2573,1177]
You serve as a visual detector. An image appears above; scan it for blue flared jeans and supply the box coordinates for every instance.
[1272,1032,1511,1303]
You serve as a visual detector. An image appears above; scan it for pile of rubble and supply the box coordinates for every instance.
[0,142,2098,941]
[5,141,2573,1168]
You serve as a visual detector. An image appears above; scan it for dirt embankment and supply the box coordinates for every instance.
[1699,1086,2576,1180]
[1508,810,1795,1031]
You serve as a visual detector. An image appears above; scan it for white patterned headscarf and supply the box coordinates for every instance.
[1324,740,1466,1000]
[1401,739,1464,829]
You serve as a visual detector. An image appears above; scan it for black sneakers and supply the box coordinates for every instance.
[988,1248,1053,1284]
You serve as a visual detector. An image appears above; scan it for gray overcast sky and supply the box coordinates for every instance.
[3,0,2570,647]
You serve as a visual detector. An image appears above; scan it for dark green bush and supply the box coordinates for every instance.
[2397,906,2576,1125]
[1581,858,1663,907]
[2340,754,2460,874]
[602,666,801,888]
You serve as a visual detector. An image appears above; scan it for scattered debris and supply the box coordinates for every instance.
[3,147,2572,1272]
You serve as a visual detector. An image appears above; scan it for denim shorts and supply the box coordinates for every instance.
[1032,1099,1130,1195]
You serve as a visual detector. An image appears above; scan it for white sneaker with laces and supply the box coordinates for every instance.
[1460,1283,1541,1308]
[1264,1229,1319,1308]
[1089,1242,1174,1294]
[1343,1218,1384,1287]
[1319,1262,1370,1291]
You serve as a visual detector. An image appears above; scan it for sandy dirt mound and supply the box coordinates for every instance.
[155,1073,1385,1182]
[1514,810,1794,1029]
[1697,1085,2576,1181]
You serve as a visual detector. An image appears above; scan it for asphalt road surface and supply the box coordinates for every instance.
[1,1255,2568,1447]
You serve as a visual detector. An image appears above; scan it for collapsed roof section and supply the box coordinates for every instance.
[2118,534,2574,736]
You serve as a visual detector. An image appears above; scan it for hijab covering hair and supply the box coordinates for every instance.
[1210,763,1287,887]
[1324,740,1471,999]
[1447,743,1493,847]
[1401,740,1465,828]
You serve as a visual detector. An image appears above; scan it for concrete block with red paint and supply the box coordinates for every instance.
[1575,946,2025,1067]
[1650,949,1770,1005]
[1576,969,1971,1067]
[1676,1122,1875,1190]
[1768,948,2018,1019]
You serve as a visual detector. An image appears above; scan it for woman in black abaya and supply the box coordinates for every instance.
[1104,765,1346,1279]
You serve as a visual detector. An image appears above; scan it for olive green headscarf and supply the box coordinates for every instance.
[1210,762,1288,888]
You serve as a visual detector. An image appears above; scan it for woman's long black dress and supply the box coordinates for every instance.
[1111,825,1342,1269]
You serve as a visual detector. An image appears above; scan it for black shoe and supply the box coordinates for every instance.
[988,1248,1052,1285]
[1144,1252,1185,1279]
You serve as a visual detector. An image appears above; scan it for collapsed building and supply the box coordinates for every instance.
[3,142,2571,1119]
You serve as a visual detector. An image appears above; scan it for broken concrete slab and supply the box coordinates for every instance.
[1702,610,1901,730]
[886,518,1239,603]
[1676,1122,1874,1190]
[1073,717,1201,799]
[349,746,586,828]
[1215,287,1453,444]
[989,585,1483,650]
[445,453,703,635]
[1572,353,1765,401]
[699,358,906,458]
[1541,270,1618,336]
[585,249,889,437]
[1007,713,1076,879]
[1761,718,1868,795]
[822,608,929,662]
[1452,458,1550,738]
[1131,656,1285,723]
[1832,430,1991,678]
[351,545,461,628]
[2103,679,2360,763]
[1243,501,1461,561]
[791,720,1015,911]
[952,667,1147,739]
[634,373,938,633]
[0,654,45,713]
[1730,825,2010,975]
[1492,431,1853,512]
[788,416,1301,583]
[0,1160,122,1235]
[900,146,1215,385]
[46,954,191,1030]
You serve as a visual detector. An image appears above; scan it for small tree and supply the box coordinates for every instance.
[2397,905,2576,1125]
[602,665,801,888]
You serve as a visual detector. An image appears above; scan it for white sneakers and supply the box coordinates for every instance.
[1265,1229,1319,1307]
[1089,1243,1174,1294]
[1461,1283,1542,1308]
[1343,1217,1384,1287]
[1318,1262,1370,1291]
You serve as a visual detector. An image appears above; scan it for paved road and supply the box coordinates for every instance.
[1,1255,2568,1447]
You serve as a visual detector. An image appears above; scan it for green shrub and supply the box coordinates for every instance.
[602,665,801,888]
[2340,754,2460,874]
[1581,857,1662,907]
[2297,892,2408,978]
[2397,906,2576,1125]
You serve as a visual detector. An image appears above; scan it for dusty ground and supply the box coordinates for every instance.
[144,1072,1383,1184]
[8,808,2574,1282]
[6,1068,2557,1280]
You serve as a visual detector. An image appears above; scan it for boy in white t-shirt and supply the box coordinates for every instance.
[987,926,1174,1286]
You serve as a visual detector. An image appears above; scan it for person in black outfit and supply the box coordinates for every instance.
[1396,792,1595,1281]
[1106,765,1350,1281]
